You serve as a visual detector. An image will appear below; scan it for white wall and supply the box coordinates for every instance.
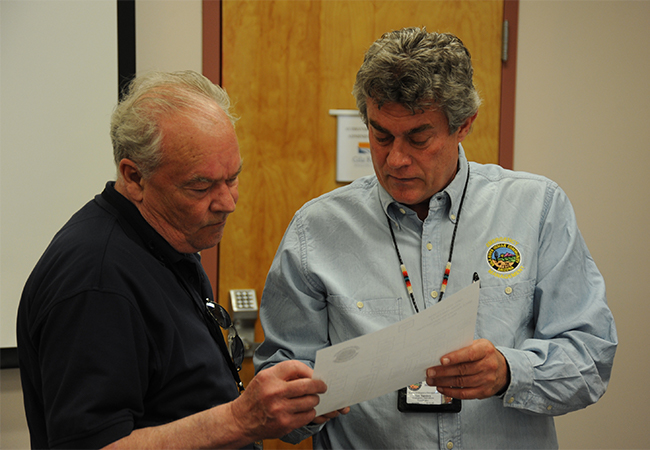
[0,0,117,349]
[135,0,202,74]
[514,1,650,448]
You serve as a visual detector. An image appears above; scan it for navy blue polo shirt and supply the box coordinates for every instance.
[17,182,244,449]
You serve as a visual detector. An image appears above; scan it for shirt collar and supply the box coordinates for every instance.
[378,144,469,226]
[98,181,190,266]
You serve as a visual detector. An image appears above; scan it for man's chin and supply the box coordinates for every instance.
[187,229,225,253]
[383,178,422,198]
[387,191,423,207]
[203,231,225,250]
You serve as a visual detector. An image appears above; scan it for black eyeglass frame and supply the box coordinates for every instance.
[205,300,245,372]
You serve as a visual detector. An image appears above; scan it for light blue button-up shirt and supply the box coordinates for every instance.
[254,146,617,449]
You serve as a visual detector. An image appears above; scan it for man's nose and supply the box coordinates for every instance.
[386,139,411,168]
[210,183,237,213]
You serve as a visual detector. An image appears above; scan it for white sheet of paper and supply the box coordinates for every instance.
[312,281,480,415]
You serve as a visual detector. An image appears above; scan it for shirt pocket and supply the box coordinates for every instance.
[327,295,403,343]
[476,278,535,348]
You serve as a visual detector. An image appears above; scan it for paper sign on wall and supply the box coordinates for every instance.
[330,109,373,182]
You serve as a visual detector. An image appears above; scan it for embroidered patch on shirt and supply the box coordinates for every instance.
[486,239,523,279]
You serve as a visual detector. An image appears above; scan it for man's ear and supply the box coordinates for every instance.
[117,158,145,203]
[457,112,478,143]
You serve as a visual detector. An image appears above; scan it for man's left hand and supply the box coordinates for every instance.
[425,339,510,400]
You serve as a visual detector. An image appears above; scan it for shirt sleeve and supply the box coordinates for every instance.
[34,289,150,448]
[254,212,331,369]
[497,184,617,415]
[254,213,329,443]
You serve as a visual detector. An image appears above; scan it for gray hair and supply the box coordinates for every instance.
[111,70,236,178]
[353,27,481,134]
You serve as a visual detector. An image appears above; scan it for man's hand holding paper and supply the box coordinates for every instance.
[426,339,511,400]
[312,282,480,415]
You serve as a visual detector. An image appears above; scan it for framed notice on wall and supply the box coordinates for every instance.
[330,110,373,182]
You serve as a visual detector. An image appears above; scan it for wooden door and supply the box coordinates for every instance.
[218,1,505,447]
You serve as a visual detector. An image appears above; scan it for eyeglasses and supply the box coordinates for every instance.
[205,300,245,372]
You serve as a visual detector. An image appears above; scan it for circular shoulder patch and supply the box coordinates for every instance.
[487,242,521,274]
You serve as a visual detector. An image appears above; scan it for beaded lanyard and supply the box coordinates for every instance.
[387,164,470,312]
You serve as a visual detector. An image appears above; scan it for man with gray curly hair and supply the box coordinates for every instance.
[353,28,481,134]
[17,71,343,449]
[255,27,616,449]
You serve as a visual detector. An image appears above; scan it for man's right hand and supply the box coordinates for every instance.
[229,360,328,442]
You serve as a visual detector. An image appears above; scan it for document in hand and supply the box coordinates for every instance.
[312,281,480,415]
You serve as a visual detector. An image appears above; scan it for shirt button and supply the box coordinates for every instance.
[426,243,433,251]
[399,208,406,214]
[450,214,456,221]
[547,405,553,411]
[505,286,513,295]
[508,396,515,404]
[431,291,438,299]
[356,301,364,309]
[446,441,454,450]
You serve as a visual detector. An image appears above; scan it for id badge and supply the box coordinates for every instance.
[397,381,461,413]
